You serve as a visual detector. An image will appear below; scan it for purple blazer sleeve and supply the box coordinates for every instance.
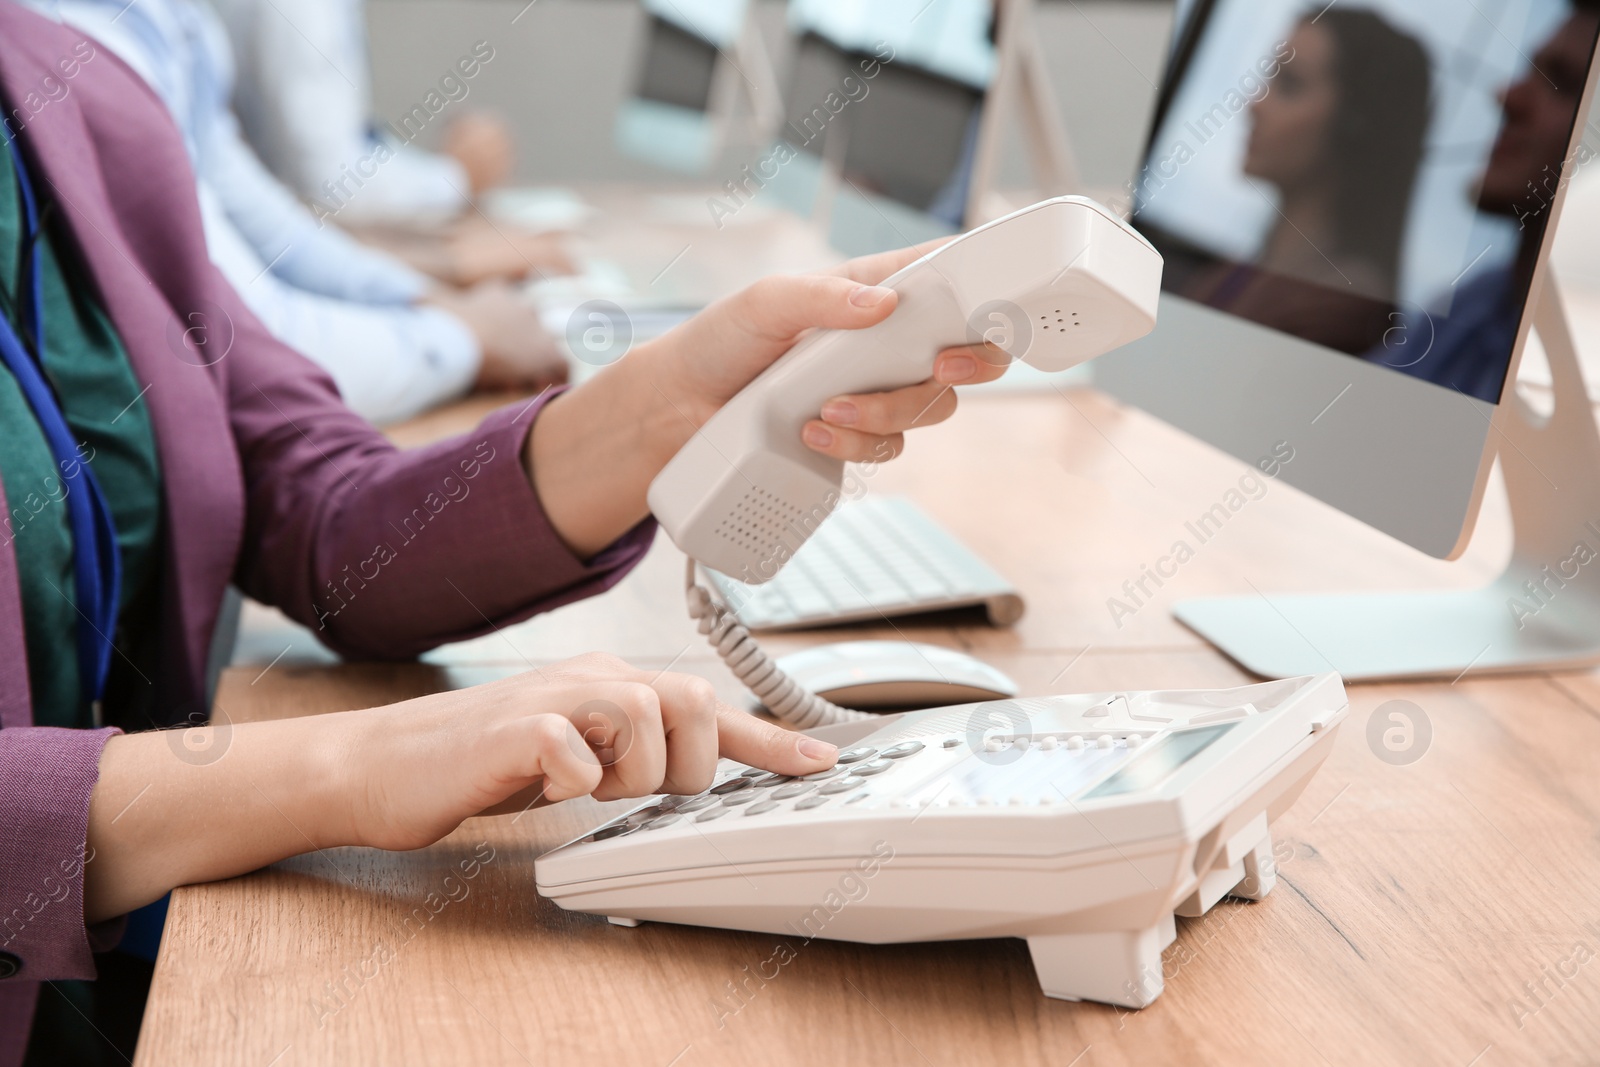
[226,339,657,658]
[0,727,120,981]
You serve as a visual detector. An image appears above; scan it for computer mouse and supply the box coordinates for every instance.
[774,640,1019,709]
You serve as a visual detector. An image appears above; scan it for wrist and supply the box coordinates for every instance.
[318,709,386,850]
[620,338,713,463]
[524,341,692,557]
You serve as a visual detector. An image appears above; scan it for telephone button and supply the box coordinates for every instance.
[801,766,846,782]
[696,807,729,822]
[676,795,720,813]
[751,773,791,788]
[643,813,682,830]
[794,795,830,811]
[722,791,760,807]
[711,778,754,795]
[880,742,925,759]
[855,759,894,776]
[745,800,780,816]
[773,782,815,800]
[836,747,877,764]
[592,824,636,842]
[819,776,865,795]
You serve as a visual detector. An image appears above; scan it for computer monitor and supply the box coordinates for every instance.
[767,0,999,256]
[615,0,756,173]
[1092,0,1600,679]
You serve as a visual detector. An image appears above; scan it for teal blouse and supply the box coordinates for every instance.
[0,141,163,729]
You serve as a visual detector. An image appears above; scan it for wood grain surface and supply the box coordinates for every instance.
[133,199,1600,1065]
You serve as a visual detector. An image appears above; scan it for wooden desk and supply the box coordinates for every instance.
[133,380,1600,1067]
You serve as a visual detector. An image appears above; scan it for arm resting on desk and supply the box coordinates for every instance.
[81,657,839,925]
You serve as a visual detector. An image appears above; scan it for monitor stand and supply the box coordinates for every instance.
[965,0,1081,225]
[1174,279,1600,682]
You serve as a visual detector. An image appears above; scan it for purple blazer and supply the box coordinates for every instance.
[0,5,653,1057]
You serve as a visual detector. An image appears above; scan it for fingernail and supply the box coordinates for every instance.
[798,737,837,761]
[938,354,978,382]
[821,400,858,426]
[849,285,894,308]
[803,424,833,448]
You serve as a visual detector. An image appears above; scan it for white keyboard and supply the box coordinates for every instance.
[706,495,1024,631]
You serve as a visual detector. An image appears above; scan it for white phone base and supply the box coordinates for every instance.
[536,674,1347,1008]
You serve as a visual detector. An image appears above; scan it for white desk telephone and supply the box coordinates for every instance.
[536,674,1350,1008]
[535,199,1350,1007]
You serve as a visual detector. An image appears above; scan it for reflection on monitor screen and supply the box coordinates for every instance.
[1133,0,1600,404]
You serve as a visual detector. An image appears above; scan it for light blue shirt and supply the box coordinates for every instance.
[24,0,481,425]
[211,0,471,222]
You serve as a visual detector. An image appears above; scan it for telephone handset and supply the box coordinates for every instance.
[647,196,1163,584]
[650,198,1163,728]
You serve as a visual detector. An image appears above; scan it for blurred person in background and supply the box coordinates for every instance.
[22,0,567,424]
[1370,0,1600,400]
[1240,8,1431,303]
[211,0,572,287]
[1155,7,1433,356]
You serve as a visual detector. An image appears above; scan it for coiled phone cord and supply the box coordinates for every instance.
[685,558,872,729]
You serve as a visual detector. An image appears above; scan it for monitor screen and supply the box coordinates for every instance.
[1131,0,1600,404]
[785,31,983,224]
[635,15,720,114]
[774,0,998,252]
[615,0,749,173]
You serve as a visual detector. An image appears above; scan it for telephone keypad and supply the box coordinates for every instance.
[588,731,955,841]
